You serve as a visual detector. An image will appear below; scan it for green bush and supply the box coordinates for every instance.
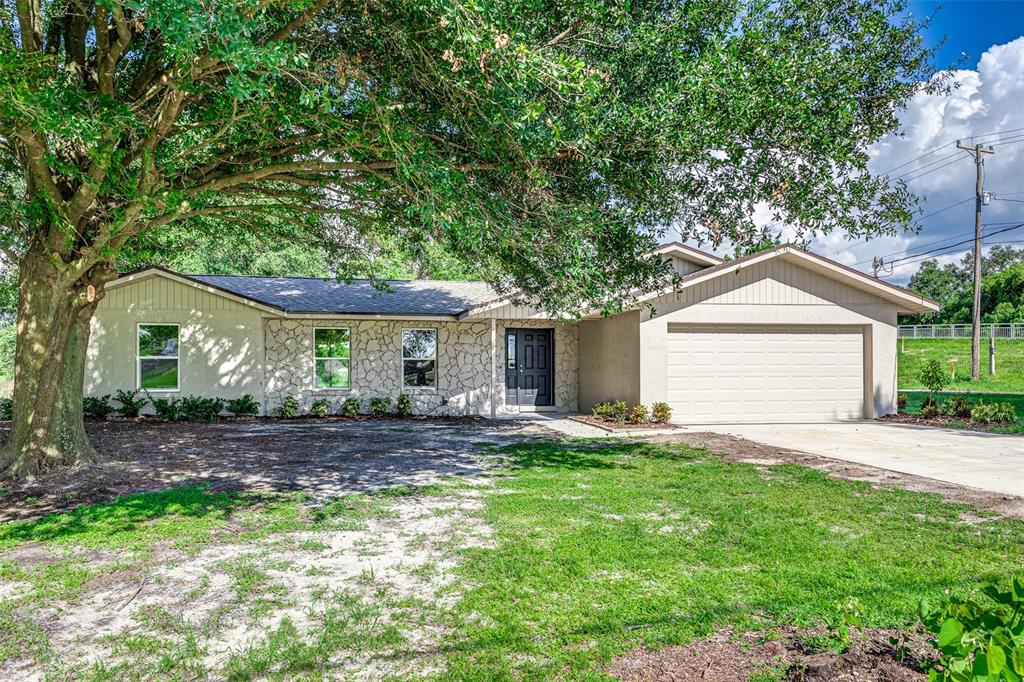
[897,394,909,411]
[340,397,361,417]
[609,400,628,422]
[149,396,183,421]
[396,393,413,417]
[940,395,973,419]
[274,396,300,418]
[971,401,1017,424]
[592,402,613,418]
[919,576,1024,681]
[226,394,260,417]
[628,404,649,424]
[369,397,392,417]
[921,403,939,419]
[114,389,148,417]
[651,402,671,423]
[82,395,114,419]
[180,396,224,422]
[919,358,949,396]
[310,398,330,418]
[0,397,12,420]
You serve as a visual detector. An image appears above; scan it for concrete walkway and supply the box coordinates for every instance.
[698,422,1024,497]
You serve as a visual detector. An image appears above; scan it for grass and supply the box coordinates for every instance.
[899,391,1024,433]
[440,440,1024,680]
[898,338,1024,393]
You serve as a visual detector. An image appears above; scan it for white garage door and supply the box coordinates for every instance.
[666,325,864,423]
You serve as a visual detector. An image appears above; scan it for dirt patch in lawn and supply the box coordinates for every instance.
[609,626,932,681]
[570,415,680,432]
[656,431,1024,520]
[0,418,552,521]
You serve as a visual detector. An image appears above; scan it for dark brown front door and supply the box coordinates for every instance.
[505,328,554,407]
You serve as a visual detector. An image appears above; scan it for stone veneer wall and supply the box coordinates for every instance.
[263,318,578,416]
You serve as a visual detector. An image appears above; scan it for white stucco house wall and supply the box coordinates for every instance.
[85,243,938,423]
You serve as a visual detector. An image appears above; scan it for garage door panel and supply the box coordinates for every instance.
[667,325,864,424]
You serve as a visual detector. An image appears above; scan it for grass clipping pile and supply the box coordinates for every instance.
[608,626,933,681]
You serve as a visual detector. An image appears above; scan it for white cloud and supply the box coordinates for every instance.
[684,37,1024,282]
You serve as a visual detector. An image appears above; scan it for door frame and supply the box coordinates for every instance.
[504,327,556,409]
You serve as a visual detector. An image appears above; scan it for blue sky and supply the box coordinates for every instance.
[911,0,1024,69]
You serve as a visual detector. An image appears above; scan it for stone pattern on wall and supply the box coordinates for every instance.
[264,318,578,417]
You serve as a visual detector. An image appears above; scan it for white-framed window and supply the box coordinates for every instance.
[137,323,180,391]
[314,327,351,389]
[402,328,436,388]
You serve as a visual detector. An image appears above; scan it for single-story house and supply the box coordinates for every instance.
[85,243,938,423]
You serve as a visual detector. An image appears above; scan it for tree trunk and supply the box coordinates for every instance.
[3,248,110,478]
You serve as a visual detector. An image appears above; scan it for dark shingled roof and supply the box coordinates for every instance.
[190,274,498,316]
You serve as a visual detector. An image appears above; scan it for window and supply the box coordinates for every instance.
[507,333,516,369]
[138,324,179,391]
[314,328,351,389]
[402,329,436,388]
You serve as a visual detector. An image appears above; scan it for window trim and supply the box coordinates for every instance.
[137,322,180,393]
[312,326,352,391]
[401,327,438,391]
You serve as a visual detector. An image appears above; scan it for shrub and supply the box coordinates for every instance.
[180,395,224,422]
[628,404,649,424]
[149,396,183,421]
[226,394,260,417]
[114,389,148,417]
[920,403,939,419]
[918,358,949,396]
[651,402,671,424]
[274,395,300,418]
[922,394,937,409]
[592,402,613,418]
[340,397,361,417]
[896,394,908,411]
[82,395,114,419]
[369,397,392,417]
[940,395,972,419]
[919,577,1024,682]
[396,393,413,417]
[310,398,331,418]
[609,400,628,423]
[0,397,12,420]
[971,401,1017,424]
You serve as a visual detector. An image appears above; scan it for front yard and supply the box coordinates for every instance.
[1,422,1022,680]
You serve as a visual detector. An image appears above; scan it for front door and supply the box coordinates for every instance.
[505,328,554,407]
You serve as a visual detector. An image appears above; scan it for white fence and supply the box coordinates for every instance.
[898,323,1024,339]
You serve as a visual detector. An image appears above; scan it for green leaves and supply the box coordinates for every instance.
[920,577,1024,682]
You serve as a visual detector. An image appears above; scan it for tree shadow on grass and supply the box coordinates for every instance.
[495,439,705,471]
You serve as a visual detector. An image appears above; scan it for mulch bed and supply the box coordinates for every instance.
[878,413,1015,432]
[608,626,933,682]
[571,415,679,431]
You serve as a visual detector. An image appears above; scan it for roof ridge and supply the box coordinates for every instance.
[191,273,491,285]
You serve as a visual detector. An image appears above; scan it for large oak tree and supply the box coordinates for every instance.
[1,0,935,476]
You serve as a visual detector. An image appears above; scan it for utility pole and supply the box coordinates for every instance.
[956,140,994,381]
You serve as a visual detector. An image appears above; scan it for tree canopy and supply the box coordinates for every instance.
[904,246,1024,324]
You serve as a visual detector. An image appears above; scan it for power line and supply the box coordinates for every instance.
[898,156,966,183]
[966,126,1024,142]
[879,128,1024,177]
[891,151,961,181]
[878,236,1024,275]
[884,222,1024,267]
[851,197,974,265]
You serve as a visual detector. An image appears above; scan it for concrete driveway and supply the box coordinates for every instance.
[699,422,1024,497]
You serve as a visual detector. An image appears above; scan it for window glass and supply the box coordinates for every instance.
[507,334,516,369]
[314,328,350,388]
[402,329,436,387]
[138,325,179,390]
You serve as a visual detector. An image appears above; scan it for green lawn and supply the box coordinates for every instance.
[440,441,1024,679]
[899,390,1024,433]
[898,338,1024,393]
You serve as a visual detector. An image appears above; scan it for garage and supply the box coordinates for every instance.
[666,324,866,423]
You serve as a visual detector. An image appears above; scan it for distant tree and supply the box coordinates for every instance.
[904,247,1024,324]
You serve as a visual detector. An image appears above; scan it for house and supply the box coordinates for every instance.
[85,243,939,423]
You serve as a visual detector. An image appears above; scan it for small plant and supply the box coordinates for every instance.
[149,396,183,421]
[971,401,1017,424]
[310,398,331,418]
[628,403,650,424]
[369,396,392,417]
[920,403,940,419]
[651,402,671,424]
[114,389,148,417]
[897,394,908,411]
[396,393,413,417]
[592,402,613,418]
[180,395,224,422]
[918,358,949,400]
[340,397,361,417]
[919,576,1024,681]
[82,395,114,419]
[274,395,300,418]
[0,397,12,420]
[940,395,972,419]
[226,394,260,417]
[609,400,628,423]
